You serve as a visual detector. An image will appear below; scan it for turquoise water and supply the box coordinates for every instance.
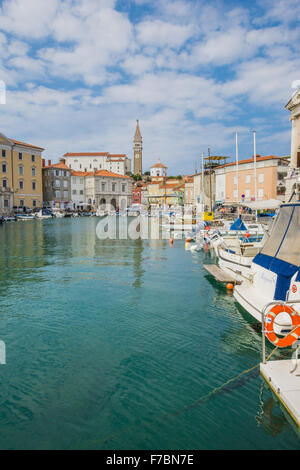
[0,217,299,450]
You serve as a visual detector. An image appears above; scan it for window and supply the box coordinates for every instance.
[19,180,24,190]
[55,190,61,198]
[245,189,250,198]
[55,179,60,187]
[20,199,24,207]
[112,183,116,192]
[122,184,126,192]
[234,176,237,185]
[259,173,264,183]
[32,181,36,191]
[2,179,7,188]
[101,183,106,191]
[80,190,83,195]
[64,191,68,198]
[18,153,22,160]
[32,200,36,208]
[80,178,84,184]
[32,167,36,176]
[246,175,251,184]
[258,188,264,199]
[56,170,59,176]
[31,155,35,162]
[2,149,6,158]
[233,189,238,198]
[4,199,8,208]
[2,163,6,173]
[63,180,68,188]
[18,166,23,175]
[72,190,77,195]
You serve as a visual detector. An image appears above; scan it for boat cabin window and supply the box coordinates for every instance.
[261,205,300,266]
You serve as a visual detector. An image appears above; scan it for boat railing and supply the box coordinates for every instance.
[261,295,300,364]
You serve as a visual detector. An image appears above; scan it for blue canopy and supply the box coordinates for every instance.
[230,217,247,231]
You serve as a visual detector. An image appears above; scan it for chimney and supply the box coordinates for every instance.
[48,159,51,166]
[42,158,45,168]
[59,158,65,164]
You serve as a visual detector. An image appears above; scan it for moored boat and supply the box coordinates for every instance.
[234,202,300,336]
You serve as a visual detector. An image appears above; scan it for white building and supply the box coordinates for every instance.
[64,152,131,176]
[71,171,86,209]
[150,159,167,179]
[214,167,226,204]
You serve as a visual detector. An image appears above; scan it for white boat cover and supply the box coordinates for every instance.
[241,199,282,210]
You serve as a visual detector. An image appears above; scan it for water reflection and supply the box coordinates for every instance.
[256,381,288,437]
[132,239,144,289]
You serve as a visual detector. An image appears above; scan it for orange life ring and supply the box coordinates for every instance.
[265,305,300,348]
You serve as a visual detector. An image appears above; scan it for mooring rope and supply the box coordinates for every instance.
[89,325,298,447]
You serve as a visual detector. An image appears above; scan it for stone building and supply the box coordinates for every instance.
[63,152,131,176]
[42,159,71,209]
[72,170,132,210]
[0,132,44,213]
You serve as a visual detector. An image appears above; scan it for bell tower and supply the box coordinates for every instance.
[133,119,142,175]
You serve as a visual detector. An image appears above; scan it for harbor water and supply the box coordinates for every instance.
[0,217,299,450]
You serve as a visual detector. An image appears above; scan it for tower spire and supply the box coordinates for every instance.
[134,119,142,142]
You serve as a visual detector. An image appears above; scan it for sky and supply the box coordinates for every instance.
[0,0,299,175]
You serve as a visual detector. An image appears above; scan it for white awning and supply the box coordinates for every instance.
[241,199,282,210]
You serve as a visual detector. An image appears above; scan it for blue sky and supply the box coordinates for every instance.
[0,0,299,174]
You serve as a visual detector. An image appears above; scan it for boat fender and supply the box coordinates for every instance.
[265,305,300,348]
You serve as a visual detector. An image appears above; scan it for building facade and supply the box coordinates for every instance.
[184,177,194,205]
[193,171,216,211]
[147,179,184,206]
[42,159,71,208]
[73,170,133,210]
[63,152,131,176]
[133,120,142,175]
[285,89,300,201]
[0,132,44,213]
[215,155,289,204]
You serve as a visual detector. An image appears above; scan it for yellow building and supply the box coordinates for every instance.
[147,179,185,206]
[0,132,44,212]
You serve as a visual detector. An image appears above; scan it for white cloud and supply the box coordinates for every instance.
[136,19,194,48]
[0,0,297,173]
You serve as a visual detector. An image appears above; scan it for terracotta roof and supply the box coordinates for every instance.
[215,155,284,169]
[71,169,129,179]
[94,170,129,178]
[44,162,70,170]
[151,161,167,169]
[11,139,44,151]
[109,157,126,159]
[64,152,109,157]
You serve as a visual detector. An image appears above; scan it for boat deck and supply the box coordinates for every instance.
[203,264,242,285]
[260,359,300,427]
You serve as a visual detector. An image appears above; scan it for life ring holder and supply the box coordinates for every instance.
[264,304,300,348]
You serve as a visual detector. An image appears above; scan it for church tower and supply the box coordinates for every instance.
[133,120,143,175]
